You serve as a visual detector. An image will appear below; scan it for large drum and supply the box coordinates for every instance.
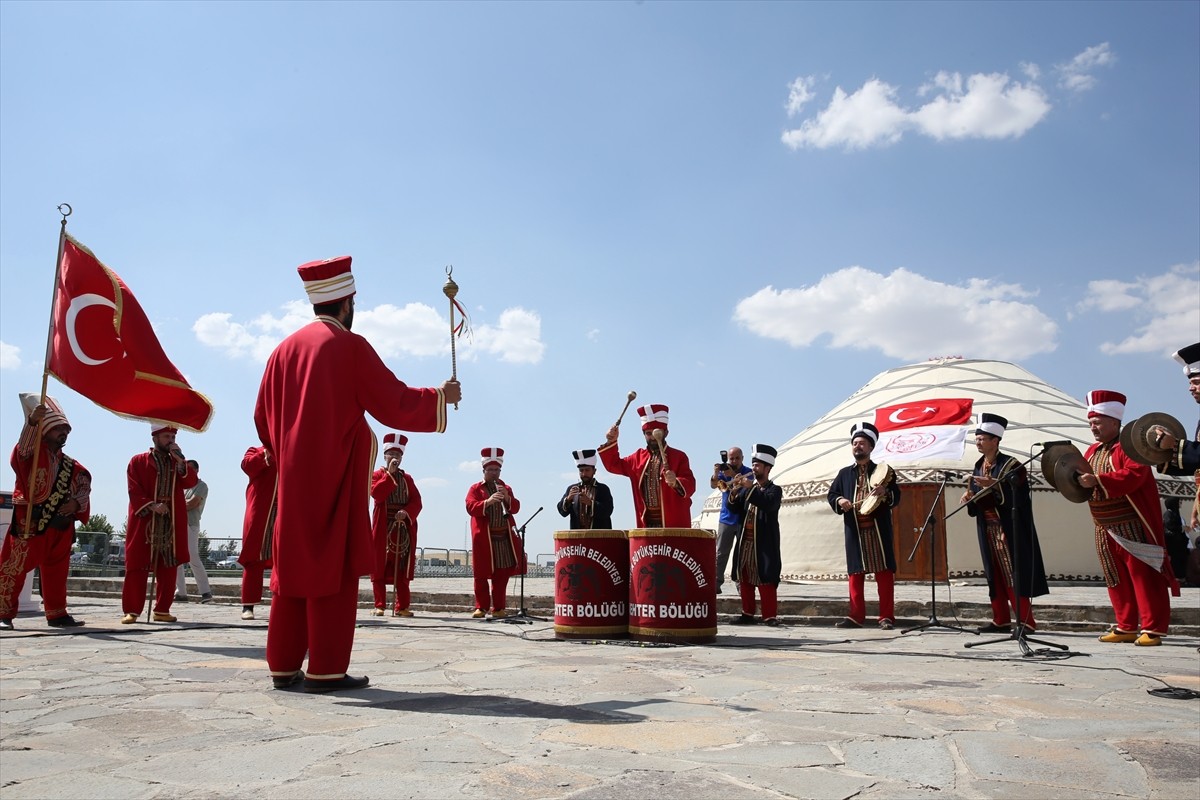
[553,529,629,639]
[628,528,717,643]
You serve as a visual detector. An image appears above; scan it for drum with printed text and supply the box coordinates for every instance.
[628,527,717,643]
[553,529,629,639]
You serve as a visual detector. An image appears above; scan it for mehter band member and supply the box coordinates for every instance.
[726,444,782,626]
[960,413,1049,633]
[0,395,91,631]
[122,423,197,624]
[466,448,524,619]
[827,422,899,630]
[600,403,695,528]
[556,449,614,530]
[370,433,422,617]
[255,255,460,692]
[237,445,276,621]
[1076,390,1179,646]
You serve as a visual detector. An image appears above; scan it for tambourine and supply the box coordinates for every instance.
[859,462,894,516]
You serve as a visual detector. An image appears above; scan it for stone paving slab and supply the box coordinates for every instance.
[2,594,1198,799]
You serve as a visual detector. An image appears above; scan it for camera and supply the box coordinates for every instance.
[718,450,730,471]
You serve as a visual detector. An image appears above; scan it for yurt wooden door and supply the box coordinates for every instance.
[891,483,948,582]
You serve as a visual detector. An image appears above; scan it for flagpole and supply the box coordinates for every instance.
[22,204,73,533]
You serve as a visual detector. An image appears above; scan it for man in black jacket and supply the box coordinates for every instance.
[556,450,614,530]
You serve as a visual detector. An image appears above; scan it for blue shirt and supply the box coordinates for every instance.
[717,464,753,526]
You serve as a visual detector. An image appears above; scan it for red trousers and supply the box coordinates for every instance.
[1106,545,1171,636]
[372,578,411,611]
[739,582,778,621]
[473,566,516,611]
[241,562,268,605]
[986,549,1036,628]
[266,579,359,680]
[0,528,74,620]
[122,563,179,615]
[848,570,894,624]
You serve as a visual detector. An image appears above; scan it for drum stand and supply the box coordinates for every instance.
[957,448,1068,656]
[902,471,973,635]
[502,506,544,625]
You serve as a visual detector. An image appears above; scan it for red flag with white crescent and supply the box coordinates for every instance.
[47,235,214,432]
[872,398,972,462]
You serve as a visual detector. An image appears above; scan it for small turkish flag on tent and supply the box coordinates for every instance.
[47,235,214,432]
[872,398,972,463]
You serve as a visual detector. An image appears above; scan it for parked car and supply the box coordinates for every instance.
[216,557,241,569]
[70,552,89,564]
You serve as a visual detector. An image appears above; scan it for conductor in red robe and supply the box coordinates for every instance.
[1075,390,1179,646]
[599,403,695,528]
[465,447,524,619]
[122,423,197,624]
[237,445,276,621]
[254,256,461,692]
[370,433,422,617]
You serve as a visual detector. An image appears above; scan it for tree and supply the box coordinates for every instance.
[77,514,115,564]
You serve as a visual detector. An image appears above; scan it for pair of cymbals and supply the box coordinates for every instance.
[1039,442,1092,503]
[1120,413,1186,467]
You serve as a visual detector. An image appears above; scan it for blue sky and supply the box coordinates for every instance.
[1,1,1197,560]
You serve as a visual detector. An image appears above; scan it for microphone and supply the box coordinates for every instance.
[1034,441,1071,448]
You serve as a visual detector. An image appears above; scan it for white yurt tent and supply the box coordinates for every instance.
[698,357,1193,582]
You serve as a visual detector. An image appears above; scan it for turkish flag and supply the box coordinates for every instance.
[47,236,214,432]
[874,398,973,431]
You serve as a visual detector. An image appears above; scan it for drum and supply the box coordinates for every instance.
[859,462,894,516]
[553,529,629,639]
[628,528,717,643]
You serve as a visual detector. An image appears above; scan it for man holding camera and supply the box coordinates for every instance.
[710,446,751,594]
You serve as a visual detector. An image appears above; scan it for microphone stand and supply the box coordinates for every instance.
[902,471,972,635]
[502,506,545,625]
[957,445,1068,655]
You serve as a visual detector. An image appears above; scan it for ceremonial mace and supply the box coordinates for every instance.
[615,390,637,427]
[443,266,460,410]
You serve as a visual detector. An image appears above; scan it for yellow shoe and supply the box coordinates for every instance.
[121,613,138,625]
[395,609,414,617]
[1134,633,1162,647]
[153,612,177,623]
[372,608,385,617]
[491,609,508,619]
[471,609,486,619]
[1098,629,1138,643]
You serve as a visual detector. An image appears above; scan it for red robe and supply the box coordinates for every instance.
[465,480,525,578]
[1085,439,1178,588]
[598,441,695,528]
[125,451,197,570]
[254,316,446,598]
[370,468,421,584]
[238,446,276,569]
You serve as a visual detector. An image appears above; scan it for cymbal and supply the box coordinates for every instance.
[1040,442,1081,491]
[1121,413,1187,467]
[1052,451,1093,504]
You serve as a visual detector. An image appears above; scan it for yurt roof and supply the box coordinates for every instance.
[766,357,1191,499]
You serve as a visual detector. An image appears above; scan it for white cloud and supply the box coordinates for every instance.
[1057,43,1115,93]
[416,476,449,490]
[785,75,818,116]
[457,460,481,472]
[733,266,1058,361]
[0,341,20,370]
[1077,263,1200,356]
[193,301,311,362]
[465,307,546,364]
[783,71,1050,151]
[195,301,545,366]
[912,72,1051,141]
[1020,61,1041,81]
[586,328,600,342]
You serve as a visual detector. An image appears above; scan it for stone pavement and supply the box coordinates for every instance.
[1,579,1198,799]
